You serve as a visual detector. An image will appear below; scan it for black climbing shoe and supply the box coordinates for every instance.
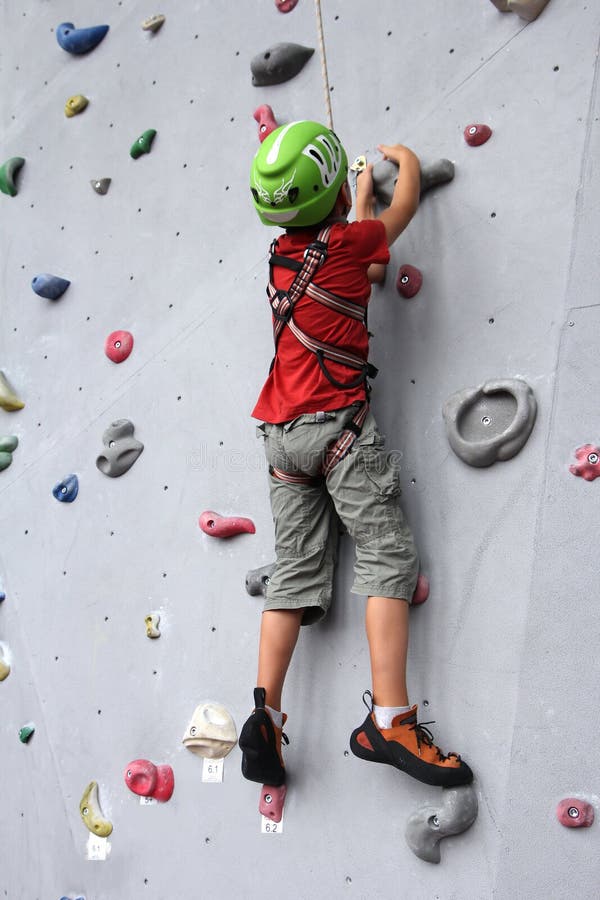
[239,687,288,786]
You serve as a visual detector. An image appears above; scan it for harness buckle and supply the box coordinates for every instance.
[304,239,328,266]
[271,289,293,322]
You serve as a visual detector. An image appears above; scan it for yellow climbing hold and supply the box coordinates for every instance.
[79,781,113,837]
[65,94,89,117]
[0,371,24,411]
[0,643,11,681]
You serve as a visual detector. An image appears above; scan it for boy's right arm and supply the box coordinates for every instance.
[376,144,420,247]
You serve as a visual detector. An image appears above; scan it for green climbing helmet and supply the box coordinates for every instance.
[250,120,348,227]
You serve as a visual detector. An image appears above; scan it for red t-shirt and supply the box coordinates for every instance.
[252,219,390,423]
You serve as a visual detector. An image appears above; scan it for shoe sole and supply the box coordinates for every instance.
[349,716,473,788]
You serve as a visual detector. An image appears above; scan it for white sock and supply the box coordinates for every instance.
[373,703,412,729]
[265,704,283,728]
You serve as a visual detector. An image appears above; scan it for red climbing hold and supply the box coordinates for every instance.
[556,798,594,828]
[105,330,134,363]
[199,510,256,537]
[260,784,287,822]
[254,105,279,143]
[124,759,174,802]
[275,0,299,11]
[464,124,492,147]
[569,445,600,481]
[396,265,423,299]
[412,573,429,606]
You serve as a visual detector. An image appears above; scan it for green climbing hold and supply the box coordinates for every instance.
[0,435,18,471]
[0,157,25,197]
[19,722,35,743]
[130,129,157,159]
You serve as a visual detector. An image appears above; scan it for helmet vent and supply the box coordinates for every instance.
[288,187,299,203]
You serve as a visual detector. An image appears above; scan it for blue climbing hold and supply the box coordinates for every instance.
[31,274,70,300]
[52,474,79,503]
[56,22,109,55]
[0,592,5,602]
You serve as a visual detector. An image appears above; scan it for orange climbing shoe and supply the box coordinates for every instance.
[350,691,473,788]
[239,687,288,786]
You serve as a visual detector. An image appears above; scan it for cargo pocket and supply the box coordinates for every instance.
[358,431,402,501]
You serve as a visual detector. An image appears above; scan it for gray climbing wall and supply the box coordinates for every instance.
[1,0,599,897]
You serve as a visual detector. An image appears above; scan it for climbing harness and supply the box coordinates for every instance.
[267,226,376,483]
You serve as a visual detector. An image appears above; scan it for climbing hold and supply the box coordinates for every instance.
[464,124,492,147]
[52,474,79,503]
[488,0,551,22]
[275,0,299,11]
[556,798,594,828]
[199,510,256,537]
[254,105,279,143]
[19,722,35,743]
[443,378,537,467]
[96,419,144,478]
[251,43,314,86]
[31,274,70,301]
[0,591,5,602]
[79,781,113,837]
[91,178,111,195]
[0,435,19,471]
[0,157,25,197]
[260,784,287,823]
[412,573,429,606]
[0,372,25,412]
[142,15,166,32]
[245,562,276,597]
[65,95,89,118]
[130,129,157,159]
[372,157,454,207]
[406,785,478,863]
[104,330,134,363]
[396,264,423,299]
[182,702,237,759]
[124,759,174,802]
[56,22,109,55]
[145,612,161,638]
[569,445,600,481]
[0,643,11,681]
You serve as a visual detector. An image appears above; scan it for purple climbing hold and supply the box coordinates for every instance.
[32,274,70,301]
[396,265,423,299]
[254,105,279,143]
[52,474,79,503]
[275,0,300,11]
[260,784,287,822]
[56,22,109,55]
[569,445,600,481]
[556,798,594,828]
[464,124,492,147]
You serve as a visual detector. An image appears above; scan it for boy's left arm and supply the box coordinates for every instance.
[355,164,387,285]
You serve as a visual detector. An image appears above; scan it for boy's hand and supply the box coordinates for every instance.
[377,143,420,167]
[356,162,375,201]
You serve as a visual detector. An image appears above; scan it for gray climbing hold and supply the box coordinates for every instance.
[251,43,314,86]
[142,14,166,32]
[0,435,19,471]
[245,563,276,597]
[488,0,551,22]
[371,157,454,207]
[91,178,111,195]
[443,378,537,467]
[405,785,478,863]
[31,274,70,301]
[96,419,144,477]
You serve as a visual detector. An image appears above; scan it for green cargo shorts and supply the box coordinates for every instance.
[257,404,419,625]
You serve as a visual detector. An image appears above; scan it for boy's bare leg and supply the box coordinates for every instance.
[257,608,305,710]
[365,595,410,707]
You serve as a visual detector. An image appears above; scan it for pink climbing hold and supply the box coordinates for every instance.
[124,759,174,802]
[260,784,287,822]
[105,330,134,363]
[396,264,423,299]
[199,510,256,537]
[275,0,299,12]
[464,124,492,147]
[412,573,429,606]
[569,445,600,481]
[556,798,594,828]
[254,105,279,143]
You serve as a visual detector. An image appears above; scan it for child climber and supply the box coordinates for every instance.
[239,121,472,789]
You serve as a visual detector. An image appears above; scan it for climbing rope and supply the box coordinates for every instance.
[314,0,334,131]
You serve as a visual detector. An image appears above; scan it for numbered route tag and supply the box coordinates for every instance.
[261,813,284,834]
[202,758,224,783]
[86,833,110,861]
[139,796,157,806]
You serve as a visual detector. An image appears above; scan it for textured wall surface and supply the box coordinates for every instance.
[1,1,599,898]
